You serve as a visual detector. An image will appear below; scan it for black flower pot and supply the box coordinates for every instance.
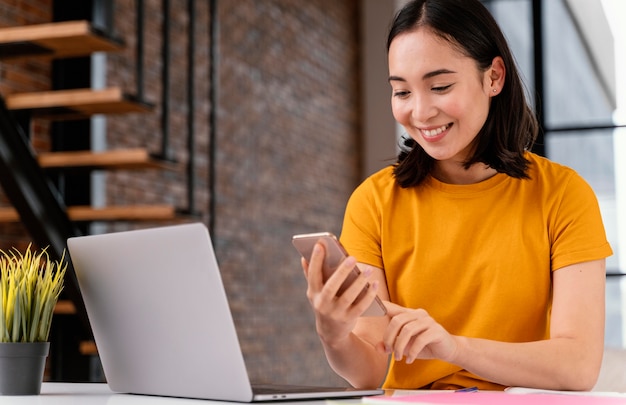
[0,342,50,395]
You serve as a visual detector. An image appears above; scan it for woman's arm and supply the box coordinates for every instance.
[302,243,391,388]
[383,259,606,390]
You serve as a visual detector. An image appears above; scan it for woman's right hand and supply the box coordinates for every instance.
[301,242,379,345]
[302,245,390,388]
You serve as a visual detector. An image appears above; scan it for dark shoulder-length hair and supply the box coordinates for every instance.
[388,0,538,188]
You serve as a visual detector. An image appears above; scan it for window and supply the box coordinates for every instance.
[486,0,625,347]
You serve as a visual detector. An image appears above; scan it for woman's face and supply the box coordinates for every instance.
[388,28,499,164]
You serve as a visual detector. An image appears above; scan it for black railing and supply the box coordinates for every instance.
[0,96,90,331]
[187,0,196,215]
[208,0,217,237]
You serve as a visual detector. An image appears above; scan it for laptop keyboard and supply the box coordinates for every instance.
[253,384,349,394]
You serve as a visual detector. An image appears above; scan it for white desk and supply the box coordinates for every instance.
[4,383,626,405]
[1,383,351,404]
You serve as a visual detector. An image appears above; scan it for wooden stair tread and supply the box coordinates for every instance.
[54,300,76,315]
[5,87,152,119]
[0,20,123,60]
[0,204,179,222]
[79,341,98,356]
[68,205,178,221]
[38,149,178,171]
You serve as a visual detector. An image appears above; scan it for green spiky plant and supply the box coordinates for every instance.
[0,245,66,343]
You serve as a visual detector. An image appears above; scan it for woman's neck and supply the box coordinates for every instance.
[431,160,498,185]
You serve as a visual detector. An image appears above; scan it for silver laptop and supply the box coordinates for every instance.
[67,223,383,402]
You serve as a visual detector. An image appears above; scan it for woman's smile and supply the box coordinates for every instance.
[419,123,452,142]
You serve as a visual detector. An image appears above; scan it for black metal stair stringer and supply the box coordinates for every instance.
[0,95,91,334]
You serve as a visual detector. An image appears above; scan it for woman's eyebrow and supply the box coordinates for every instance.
[422,69,456,80]
[388,69,457,83]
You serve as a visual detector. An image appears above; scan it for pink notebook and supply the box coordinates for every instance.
[364,391,626,405]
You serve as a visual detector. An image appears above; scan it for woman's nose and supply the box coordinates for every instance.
[410,95,436,123]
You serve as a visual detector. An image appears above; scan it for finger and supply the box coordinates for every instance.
[383,308,429,358]
[382,312,409,356]
[333,259,369,302]
[381,303,414,346]
[354,280,384,316]
[394,318,430,362]
[341,277,380,317]
[382,301,408,317]
[306,243,326,291]
[301,257,309,277]
[404,335,420,364]
[314,255,369,317]
[322,255,358,298]
[405,327,437,363]
[409,323,457,363]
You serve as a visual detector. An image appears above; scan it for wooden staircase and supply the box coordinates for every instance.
[0,19,189,364]
[0,20,183,224]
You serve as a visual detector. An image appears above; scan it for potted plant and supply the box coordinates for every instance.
[0,245,66,395]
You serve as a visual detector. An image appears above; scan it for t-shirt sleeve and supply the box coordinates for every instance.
[550,172,613,271]
[339,179,384,269]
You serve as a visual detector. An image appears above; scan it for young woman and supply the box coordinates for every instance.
[302,0,613,391]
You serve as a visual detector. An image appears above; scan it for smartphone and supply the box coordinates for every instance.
[292,232,386,317]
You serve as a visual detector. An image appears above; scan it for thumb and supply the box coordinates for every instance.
[382,301,408,316]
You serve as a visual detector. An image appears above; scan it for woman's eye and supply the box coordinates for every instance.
[432,84,453,93]
[393,90,410,98]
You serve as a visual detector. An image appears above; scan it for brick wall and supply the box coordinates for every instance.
[215,0,361,386]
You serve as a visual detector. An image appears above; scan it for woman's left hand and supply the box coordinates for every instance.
[381,301,459,364]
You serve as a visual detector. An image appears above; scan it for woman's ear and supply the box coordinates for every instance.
[488,56,506,96]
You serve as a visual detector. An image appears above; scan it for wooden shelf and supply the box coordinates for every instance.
[38,149,178,171]
[0,20,123,60]
[0,204,179,222]
[5,87,152,120]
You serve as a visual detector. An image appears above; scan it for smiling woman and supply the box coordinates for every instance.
[388,29,499,182]
[387,0,536,188]
[300,0,613,392]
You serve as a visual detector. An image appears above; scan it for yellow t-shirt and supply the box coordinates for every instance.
[340,152,613,390]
